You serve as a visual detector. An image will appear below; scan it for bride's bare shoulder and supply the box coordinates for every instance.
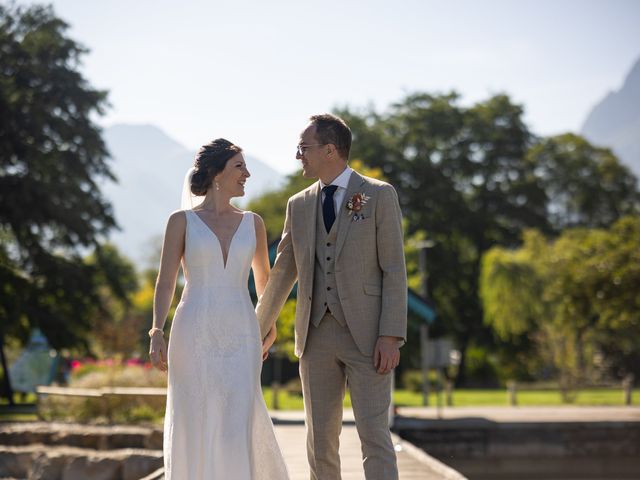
[165,210,187,231]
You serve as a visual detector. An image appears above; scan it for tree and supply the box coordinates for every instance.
[336,93,640,386]
[246,172,314,244]
[481,217,640,395]
[0,4,119,399]
[528,134,640,230]
[337,93,549,384]
[86,244,140,358]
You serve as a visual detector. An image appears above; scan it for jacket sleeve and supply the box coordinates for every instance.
[256,197,299,338]
[375,184,408,340]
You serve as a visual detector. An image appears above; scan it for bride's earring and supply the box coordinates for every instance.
[215,181,220,191]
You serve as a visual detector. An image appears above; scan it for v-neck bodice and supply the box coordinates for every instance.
[182,210,256,291]
[191,210,247,269]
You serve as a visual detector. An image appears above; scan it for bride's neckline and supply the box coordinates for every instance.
[190,210,247,269]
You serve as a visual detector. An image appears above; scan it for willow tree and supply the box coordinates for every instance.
[481,217,640,396]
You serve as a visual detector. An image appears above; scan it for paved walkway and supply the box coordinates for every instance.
[270,410,466,480]
[269,406,640,479]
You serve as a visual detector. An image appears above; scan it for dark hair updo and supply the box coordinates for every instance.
[190,138,242,196]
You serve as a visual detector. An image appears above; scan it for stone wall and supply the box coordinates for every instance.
[0,423,163,480]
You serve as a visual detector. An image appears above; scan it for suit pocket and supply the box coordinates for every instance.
[363,283,382,296]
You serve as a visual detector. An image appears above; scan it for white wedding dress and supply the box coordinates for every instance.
[163,209,289,479]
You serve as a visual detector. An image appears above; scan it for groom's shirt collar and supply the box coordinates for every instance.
[319,166,353,218]
[320,166,353,191]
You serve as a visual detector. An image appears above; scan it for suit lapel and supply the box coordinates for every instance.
[304,181,321,266]
[335,171,366,259]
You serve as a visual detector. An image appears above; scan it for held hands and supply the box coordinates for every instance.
[149,333,168,372]
[374,336,401,374]
[261,324,277,361]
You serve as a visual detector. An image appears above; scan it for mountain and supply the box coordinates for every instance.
[100,124,285,267]
[581,57,640,176]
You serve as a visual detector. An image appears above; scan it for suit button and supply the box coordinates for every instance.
[326,257,331,261]
[308,296,312,300]
[324,302,327,306]
[327,287,331,291]
[326,242,331,246]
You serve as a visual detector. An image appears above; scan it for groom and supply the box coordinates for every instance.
[257,113,407,480]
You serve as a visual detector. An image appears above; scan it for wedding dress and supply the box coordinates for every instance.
[163,209,289,479]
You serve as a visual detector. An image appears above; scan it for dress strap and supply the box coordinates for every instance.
[243,211,255,237]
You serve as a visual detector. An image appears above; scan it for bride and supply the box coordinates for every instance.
[148,138,288,479]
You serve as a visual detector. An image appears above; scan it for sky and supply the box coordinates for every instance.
[18,0,640,173]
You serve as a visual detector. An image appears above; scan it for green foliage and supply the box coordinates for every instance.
[336,93,548,384]
[90,244,139,304]
[126,261,183,360]
[335,93,639,386]
[528,134,640,230]
[480,233,545,340]
[400,369,424,393]
[481,216,640,393]
[84,244,148,358]
[246,171,314,243]
[39,362,167,423]
[273,299,297,361]
[463,345,501,387]
[0,4,120,352]
[247,92,639,388]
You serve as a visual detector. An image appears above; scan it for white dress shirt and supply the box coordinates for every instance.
[319,166,353,216]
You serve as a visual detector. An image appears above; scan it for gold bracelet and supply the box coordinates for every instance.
[148,327,164,338]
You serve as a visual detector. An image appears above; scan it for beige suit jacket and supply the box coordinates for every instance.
[256,170,407,357]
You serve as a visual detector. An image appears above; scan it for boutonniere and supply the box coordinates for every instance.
[345,192,370,221]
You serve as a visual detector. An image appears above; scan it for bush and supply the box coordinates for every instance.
[401,369,423,393]
[463,346,501,388]
[39,359,167,424]
[400,369,445,392]
[284,377,303,396]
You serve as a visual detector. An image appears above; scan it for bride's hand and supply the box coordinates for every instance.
[149,334,168,372]
[261,325,277,361]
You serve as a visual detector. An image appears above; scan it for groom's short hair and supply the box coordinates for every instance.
[309,114,352,161]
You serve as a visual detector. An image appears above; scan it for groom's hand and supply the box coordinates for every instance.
[374,336,401,374]
[261,324,277,361]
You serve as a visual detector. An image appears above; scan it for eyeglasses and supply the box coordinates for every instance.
[297,144,326,156]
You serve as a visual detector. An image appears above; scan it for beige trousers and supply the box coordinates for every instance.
[299,313,398,480]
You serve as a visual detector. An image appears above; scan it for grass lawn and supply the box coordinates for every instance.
[0,397,38,422]
[0,412,38,422]
[1,388,637,422]
[261,388,640,410]
[393,388,640,407]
